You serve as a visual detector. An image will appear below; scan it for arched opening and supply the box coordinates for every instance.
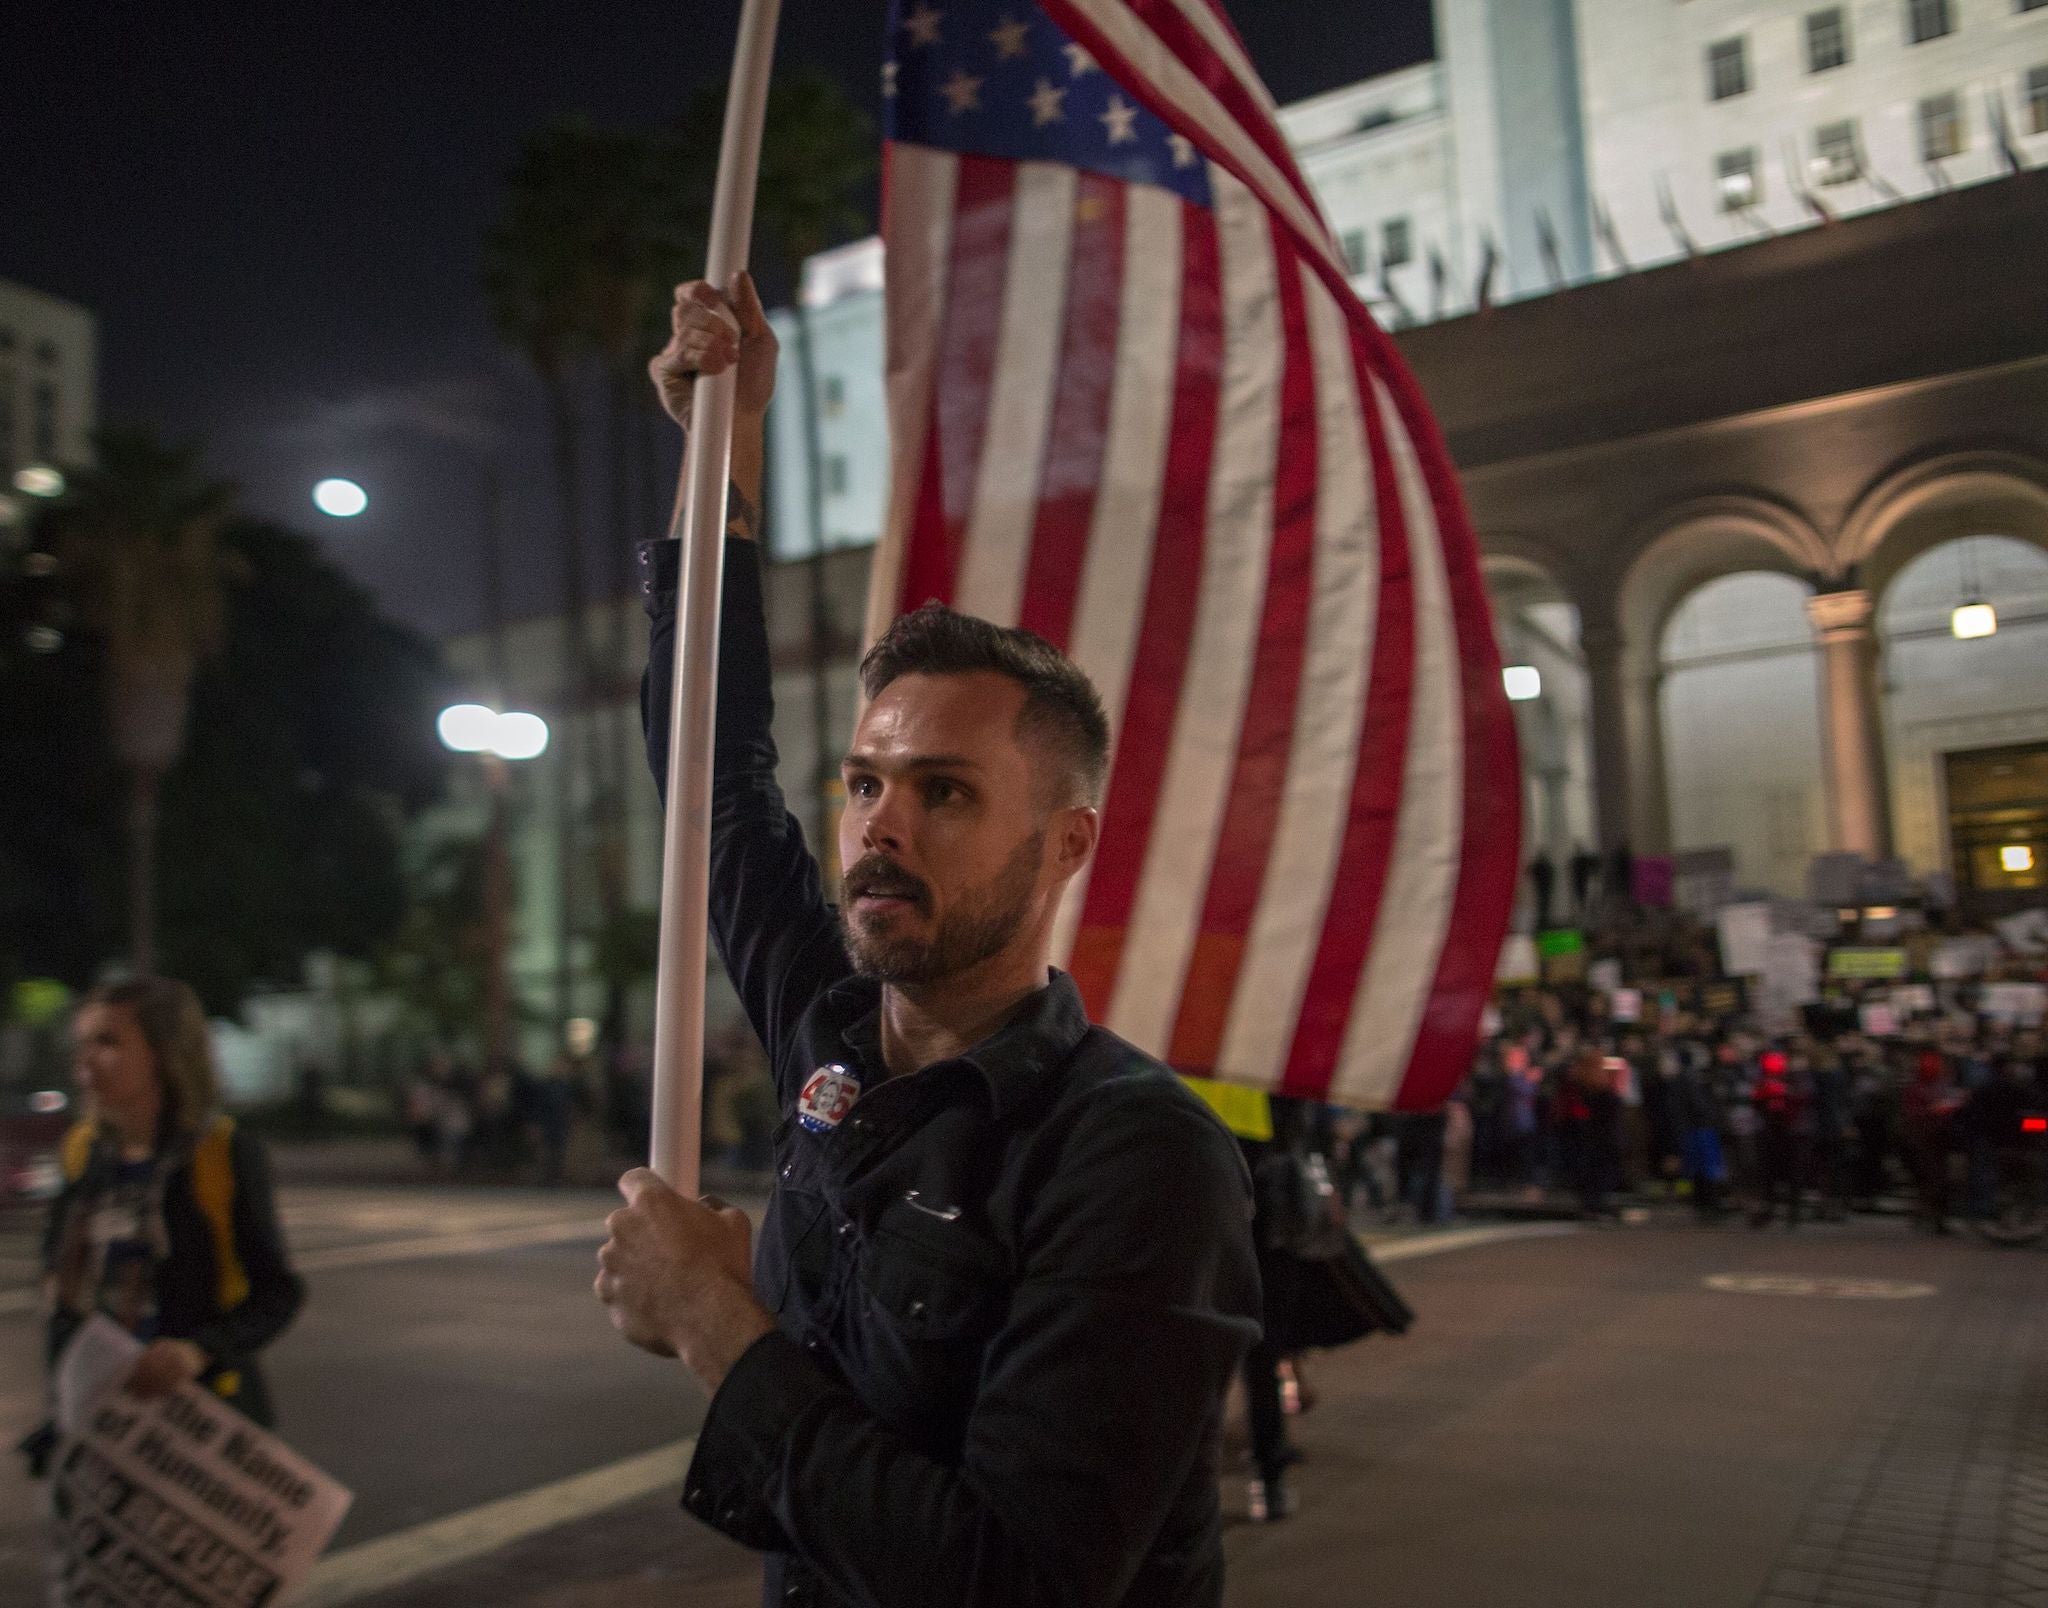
[1878,535,2048,912]
[1660,571,1827,898]
[1615,495,1830,859]
[1484,557,1592,929]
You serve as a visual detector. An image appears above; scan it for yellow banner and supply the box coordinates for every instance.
[1180,1076,1273,1141]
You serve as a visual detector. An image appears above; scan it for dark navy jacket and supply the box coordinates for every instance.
[639,537,1259,1608]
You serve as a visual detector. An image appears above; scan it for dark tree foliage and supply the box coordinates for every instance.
[0,516,451,1015]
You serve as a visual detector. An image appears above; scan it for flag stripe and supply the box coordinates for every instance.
[898,154,1017,615]
[1016,172,1128,647]
[1104,171,1280,1053]
[1212,265,1380,1090]
[1065,198,1224,1014]
[1042,0,1342,283]
[1165,217,1318,1072]
[1048,183,1185,969]
[868,144,959,649]
[957,163,1080,626]
[1332,379,1465,1108]
[1385,378,1523,1109]
[1276,324,1418,1098]
[1120,0,1323,225]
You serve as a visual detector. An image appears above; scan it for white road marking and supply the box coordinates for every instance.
[295,1437,697,1608]
[1366,1222,1579,1262]
[0,1217,611,1318]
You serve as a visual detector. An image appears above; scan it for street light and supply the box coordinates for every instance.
[312,477,368,518]
[437,703,548,760]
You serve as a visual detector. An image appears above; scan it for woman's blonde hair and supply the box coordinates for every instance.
[81,977,219,1137]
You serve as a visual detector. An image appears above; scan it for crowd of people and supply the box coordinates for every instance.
[1371,960,2048,1233]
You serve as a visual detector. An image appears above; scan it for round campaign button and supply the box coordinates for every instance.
[797,1064,863,1134]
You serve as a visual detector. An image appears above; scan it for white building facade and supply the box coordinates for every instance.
[0,278,96,521]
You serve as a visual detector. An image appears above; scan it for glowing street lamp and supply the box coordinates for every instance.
[312,477,369,518]
[1951,601,1997,640]
[437,703,547,760]
[1503,664,1542,702]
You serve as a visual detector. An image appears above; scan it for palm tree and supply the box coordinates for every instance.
[45,430,240,973]
[485,117,613,1041]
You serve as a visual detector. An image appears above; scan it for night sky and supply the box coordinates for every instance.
[2,3,1431,639]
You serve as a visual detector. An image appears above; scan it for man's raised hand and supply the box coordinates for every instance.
[649,272,779,432]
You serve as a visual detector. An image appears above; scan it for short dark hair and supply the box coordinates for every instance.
[860,604,1111,807]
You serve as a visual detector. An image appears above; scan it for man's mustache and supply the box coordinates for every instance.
[842,855,932,913]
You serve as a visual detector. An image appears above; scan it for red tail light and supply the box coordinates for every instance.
[2022,1116,2047,1135]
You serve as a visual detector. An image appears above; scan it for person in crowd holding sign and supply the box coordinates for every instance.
[23,978,305,1476]
[596,278,1259,1608]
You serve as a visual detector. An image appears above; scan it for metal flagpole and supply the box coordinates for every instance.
[649,0,784,1192]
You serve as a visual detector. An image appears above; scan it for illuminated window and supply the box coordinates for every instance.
[1341,228,1367,275]
[2030,67,2048,136]
[1813,120,1860,185]
[1716,148,1760,209]
[1707,37,1749,101]
[1381,217,1412,268]
[1807,9,1850,71]
[1907,0,1952,43]
[1920,92,1964,161]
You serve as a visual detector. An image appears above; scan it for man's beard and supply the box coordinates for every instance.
[839,831,1044,985]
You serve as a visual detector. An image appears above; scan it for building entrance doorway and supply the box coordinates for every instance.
[1945,743,2048,921]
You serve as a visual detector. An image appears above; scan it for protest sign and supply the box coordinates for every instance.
[1716,903,1773,977]
[1860,1003,1900,1038]
[1610,988,1643,1023]
[51,1315,351,1607]
[1588,958,1623,996]
[1982,982,2048,1027]
[1495,934,1540,985]
[1828,948,1907,980]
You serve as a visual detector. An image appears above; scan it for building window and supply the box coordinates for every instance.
[1716,148,1761,210]
[1806,9,1850,71]
[1380,217,1412,268]
[1340,228,1367,275]
[824,453,849,497]
[1707,37,1749,101]
[1812,120,1861,184]
[820,374,844,418]
[1906,0,1952,43]
[1919,92,1964,160]
[2030,67,2048,136]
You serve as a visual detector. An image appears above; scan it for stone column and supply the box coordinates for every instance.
[1579,622,1635,854]
[1805,587,1893,859]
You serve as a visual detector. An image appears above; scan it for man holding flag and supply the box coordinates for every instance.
[598,0,1516,1599]
[600,270,1261,1604]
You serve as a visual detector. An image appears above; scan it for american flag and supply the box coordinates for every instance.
[867,0,1520,1111]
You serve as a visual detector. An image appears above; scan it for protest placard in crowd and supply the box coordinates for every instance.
[51,1315,351,1607]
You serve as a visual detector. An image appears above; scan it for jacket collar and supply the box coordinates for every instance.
[839,969,1091,1120]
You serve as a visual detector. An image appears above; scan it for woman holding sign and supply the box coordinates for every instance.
[21,977,304,1475]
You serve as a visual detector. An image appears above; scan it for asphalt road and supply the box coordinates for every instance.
[8,1183,2046,1608]
[0,1183,697,1606]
